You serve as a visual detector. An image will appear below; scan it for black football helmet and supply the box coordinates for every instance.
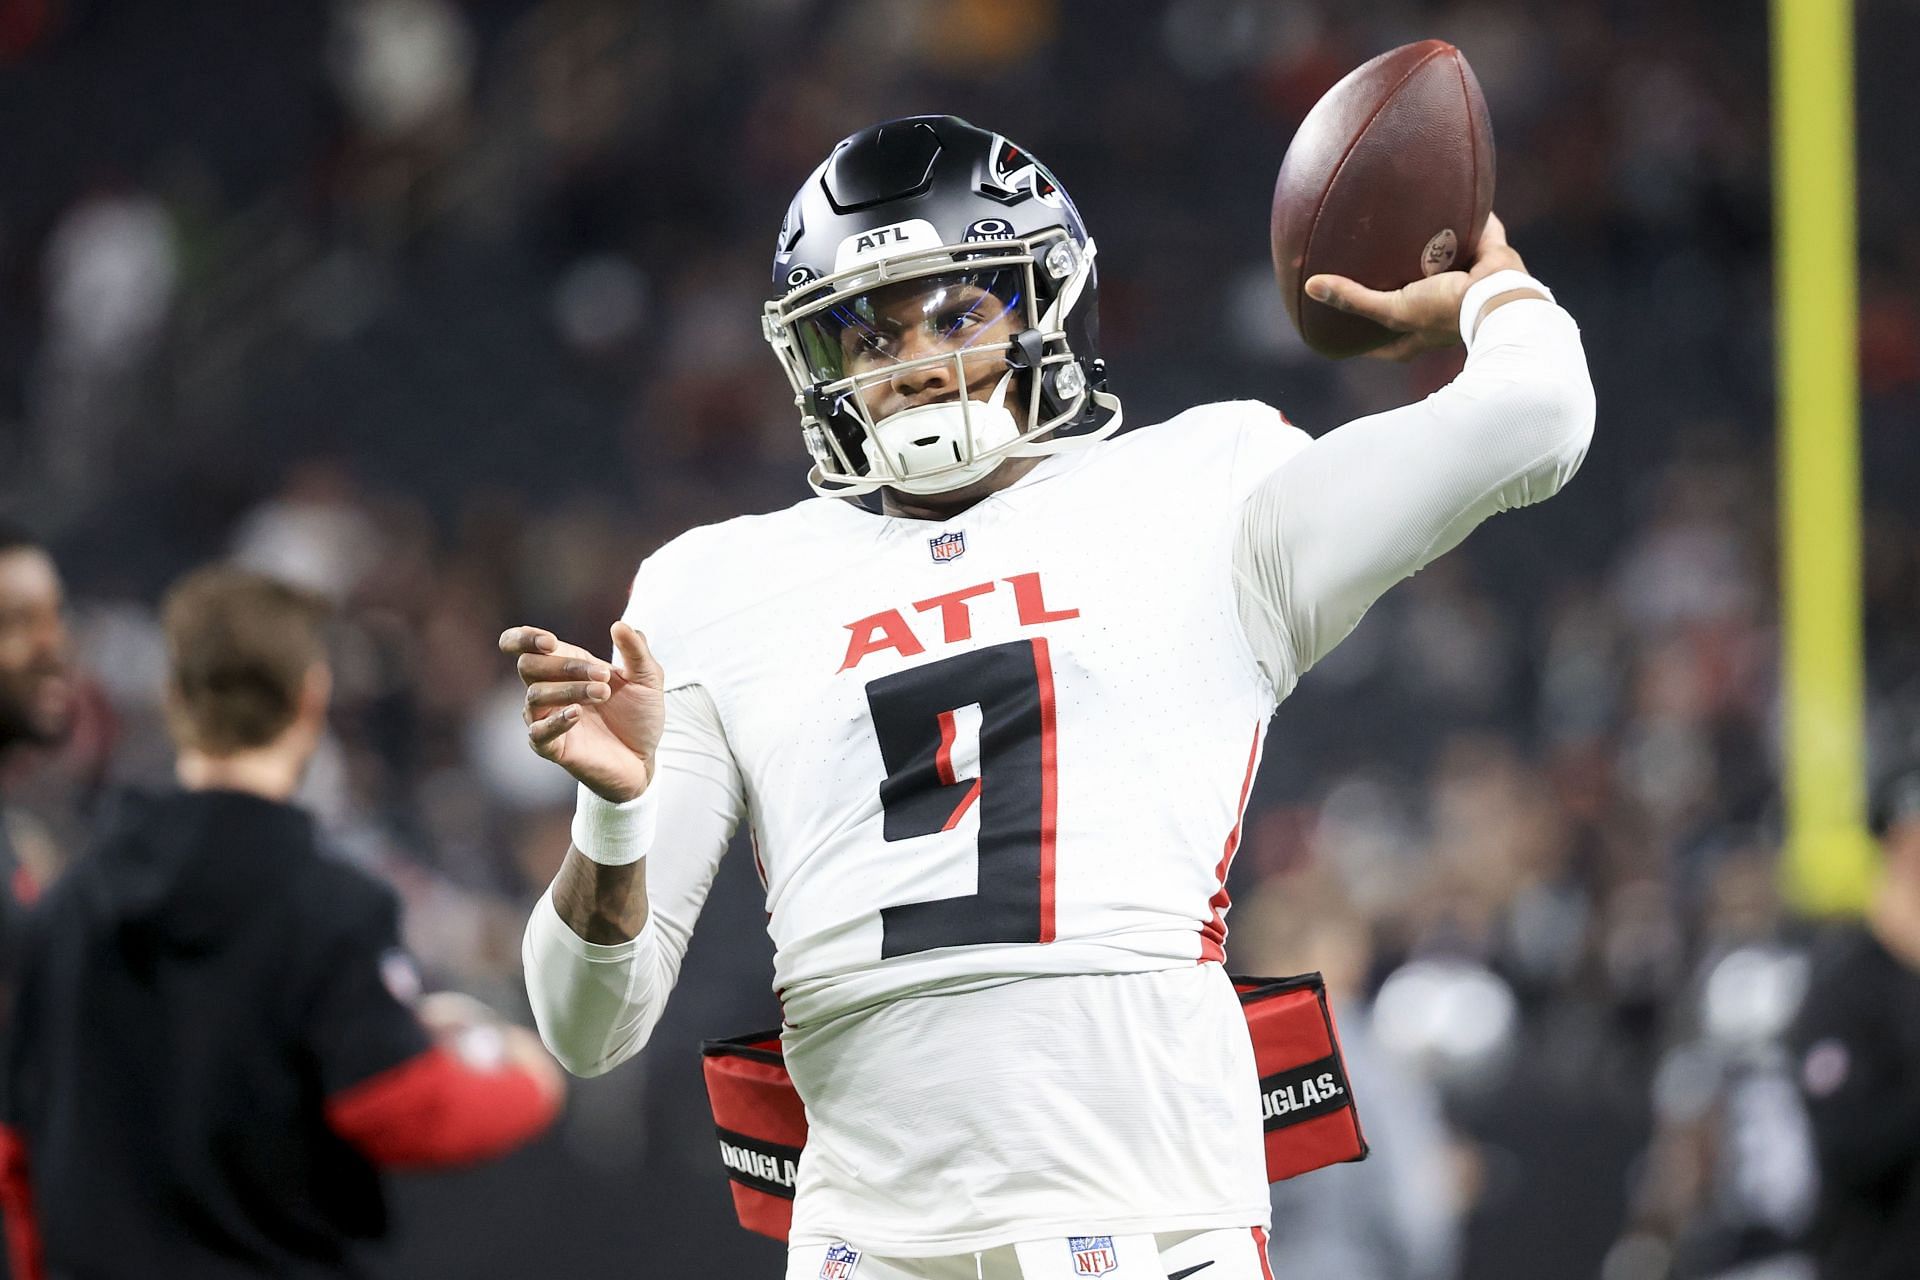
[763,116,1120,497]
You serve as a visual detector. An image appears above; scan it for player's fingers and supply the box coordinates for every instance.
[515,653,613,686]
[1366,339,1416,362]
[1304,274,1410,330]
[1369,331,1441,362]
[525,680,612,710]
[527,706,580,749]
[501,628,599,668]
[611,621,665,690]
[1468,214,1526,277]
[499,626,558,656]
[1481,211,1508,251]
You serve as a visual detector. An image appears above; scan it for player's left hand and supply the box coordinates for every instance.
[1305,212,1529,361]
[499,620,665,803]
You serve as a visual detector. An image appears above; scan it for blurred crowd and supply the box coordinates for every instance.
[2,0,1918,1276]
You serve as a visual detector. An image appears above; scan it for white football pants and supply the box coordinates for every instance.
[785,1226,1275,1280]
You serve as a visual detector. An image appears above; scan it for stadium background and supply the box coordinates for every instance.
[2,0,1918,1276]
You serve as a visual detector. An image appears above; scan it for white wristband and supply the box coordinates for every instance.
[570,783,658,866]
[1459,269,1554,347]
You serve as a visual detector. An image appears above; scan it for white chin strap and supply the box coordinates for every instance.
[863,368,1024,496]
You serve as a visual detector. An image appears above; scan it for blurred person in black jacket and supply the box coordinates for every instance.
[0,567,565,1280]
[0,521,73,1280]
[1791,769,1920,1280]
[0,519,72,935]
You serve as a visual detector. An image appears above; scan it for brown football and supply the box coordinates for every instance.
[1271,40,1495,359]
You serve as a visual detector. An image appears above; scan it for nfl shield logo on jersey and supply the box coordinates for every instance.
[819,1242,861,1280]
[928,530,966,563]
[1068,1236,1118,1276]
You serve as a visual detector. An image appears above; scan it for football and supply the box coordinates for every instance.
[1271,40,1496,358]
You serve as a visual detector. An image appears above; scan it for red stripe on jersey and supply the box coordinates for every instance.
[749,829,769,892]
[933,709,983,830]
[1254,1227,1274,1280]
[934,708,961,785]
[941,780,982,831]
[1034,637,1059,944]
[1200,723,1262,963]
[0,1123,44,1280]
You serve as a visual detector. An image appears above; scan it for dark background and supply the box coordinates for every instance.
[2,1,1918,1276]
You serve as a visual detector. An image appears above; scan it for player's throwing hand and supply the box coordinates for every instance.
[498,621,664,803]
[1305,211,1531,361]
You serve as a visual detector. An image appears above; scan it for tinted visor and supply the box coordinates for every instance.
[791,267,1026,386]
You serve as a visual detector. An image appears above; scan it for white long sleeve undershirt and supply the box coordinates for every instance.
[522,288,1596,1077]
[521,682,743,1077]
[1232,294,1595,697]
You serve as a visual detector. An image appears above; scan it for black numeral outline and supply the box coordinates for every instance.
[864,638,1058,958]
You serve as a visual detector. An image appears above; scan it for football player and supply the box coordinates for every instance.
[506,116,1594,1280]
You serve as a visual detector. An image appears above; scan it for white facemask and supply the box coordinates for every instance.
[862,369,1023,495]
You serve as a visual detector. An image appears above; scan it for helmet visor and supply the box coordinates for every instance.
[790,267,1027,387]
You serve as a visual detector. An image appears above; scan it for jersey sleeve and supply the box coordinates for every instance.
[1223,401,1314,504]
[1234,294,1595,688]
[301,878,434,1096]
[1219,402,1314,696]
[521,680,746,1077]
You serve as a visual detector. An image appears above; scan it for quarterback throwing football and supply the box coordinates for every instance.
[506,116,1594,1279]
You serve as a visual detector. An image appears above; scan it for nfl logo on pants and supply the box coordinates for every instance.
[819,1242,861,1280]
[1068,1236,1118,1277]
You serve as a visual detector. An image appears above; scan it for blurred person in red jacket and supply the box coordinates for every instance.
[0,566,565,1280]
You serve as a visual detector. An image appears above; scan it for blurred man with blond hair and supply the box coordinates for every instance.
[1,566,565,1280]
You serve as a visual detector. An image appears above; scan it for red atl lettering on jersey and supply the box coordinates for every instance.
[837,573,1080,671]
[1004,572,1078,625]
[838,609,927,671]
[913,582,996,643]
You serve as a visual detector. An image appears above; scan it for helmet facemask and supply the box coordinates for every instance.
[763,229,1119,498]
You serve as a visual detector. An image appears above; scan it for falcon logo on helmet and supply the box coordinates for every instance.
[762,115,1122,499]
[983,138,1065,208]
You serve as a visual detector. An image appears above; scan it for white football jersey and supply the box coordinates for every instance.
[524,294,1596,1258]
[627,401,1303,1252]
[629,402,1304,1028]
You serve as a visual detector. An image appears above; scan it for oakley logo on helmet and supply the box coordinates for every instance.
[964,217,1016,242]
[786,265,820,288]
[983,138,1063,208]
